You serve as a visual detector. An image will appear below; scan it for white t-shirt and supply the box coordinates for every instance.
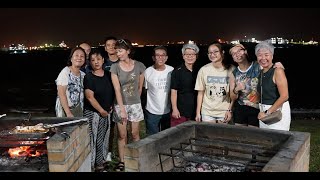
[144,65,174,115]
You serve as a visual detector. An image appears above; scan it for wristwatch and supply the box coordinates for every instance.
[264,110,270,115]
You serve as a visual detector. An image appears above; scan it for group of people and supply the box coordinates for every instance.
[54,37,291,172]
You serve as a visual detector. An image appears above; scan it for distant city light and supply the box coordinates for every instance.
[0,37,318,53]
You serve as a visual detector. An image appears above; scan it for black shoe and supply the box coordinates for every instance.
[115,162,125,172]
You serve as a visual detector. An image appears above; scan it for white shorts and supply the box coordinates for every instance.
[259,101,291,131]
[201,114,224,122]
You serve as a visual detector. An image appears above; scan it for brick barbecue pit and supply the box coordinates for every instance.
[125,121,310,172]
[0,116,91,172]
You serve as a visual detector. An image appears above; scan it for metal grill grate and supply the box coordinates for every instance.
[159,137,279,172]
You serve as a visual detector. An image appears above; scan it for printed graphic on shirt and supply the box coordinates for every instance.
[154,77,170,90]
[123,73,136,97]
[235,72,259,108]
[207,76,229,102]
[67,73,82,107]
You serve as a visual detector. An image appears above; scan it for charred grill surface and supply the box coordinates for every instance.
[159,137,278,172]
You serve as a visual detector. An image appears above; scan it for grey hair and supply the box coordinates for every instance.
[255,40,274,56]
[182,43,200,54]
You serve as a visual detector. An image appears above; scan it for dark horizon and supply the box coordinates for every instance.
[1,8,320,47]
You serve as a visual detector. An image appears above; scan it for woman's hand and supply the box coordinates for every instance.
[120,108,128,123]
[223,111,232,123]
[195,114,201,122]
[66,111,74,117]
[99,110,109,118]
[258,111,267,120]
[172,109,181,119]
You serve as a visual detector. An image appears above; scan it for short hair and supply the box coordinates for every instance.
[255,40,274,56]
[181,43,199,54]
[115,39,135,59]
[67,47,86,66]
[104,36,117,44]
[88,48,103,60]
[153,46,168,56]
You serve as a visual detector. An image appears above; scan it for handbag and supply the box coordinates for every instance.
[260,110,282,125]
[259,71,282,125]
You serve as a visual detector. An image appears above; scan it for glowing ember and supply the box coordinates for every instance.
[8,144,47,158]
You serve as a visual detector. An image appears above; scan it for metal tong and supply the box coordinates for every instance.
[42,118,88,129]
[0,114,6,119]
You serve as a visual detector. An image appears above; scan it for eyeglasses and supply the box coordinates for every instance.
[207,50,220,55]
[184,53,196,57]
[155,54,167,58]
[231,48,245,56]
[117,39,128,46]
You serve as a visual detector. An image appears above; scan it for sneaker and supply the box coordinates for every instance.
[106,152,112,162]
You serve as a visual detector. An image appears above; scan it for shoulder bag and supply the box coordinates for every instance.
[260,71,282,125]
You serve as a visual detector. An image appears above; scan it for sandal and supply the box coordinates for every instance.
[95,165,107,172]
[115,162,125,172]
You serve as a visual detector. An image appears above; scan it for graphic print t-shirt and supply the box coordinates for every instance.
[110,60,146,105]
[195,63,234,117]
[232,61,260,109]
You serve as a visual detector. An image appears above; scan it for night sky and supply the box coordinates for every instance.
[1,8,320,47]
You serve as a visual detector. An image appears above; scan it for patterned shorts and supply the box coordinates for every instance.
[113,103,144,123]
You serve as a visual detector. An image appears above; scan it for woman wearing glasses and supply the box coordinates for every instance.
[110,39,146,171]
[195,43,235,124]
[170,43,200,127]
[229,44,284,128]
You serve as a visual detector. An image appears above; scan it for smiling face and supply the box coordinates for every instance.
[207,44,223,63]
[153,49,168,67]
[71,49,86,68]
[183,48,197,65]
[256,48,273,68]
[230,46,247,63]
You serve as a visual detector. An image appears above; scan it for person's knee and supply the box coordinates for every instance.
[118,133,127,141]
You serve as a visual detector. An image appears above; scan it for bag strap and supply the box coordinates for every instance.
[260,69,283,112]
[77,74,82,105]
[260,71,263,112]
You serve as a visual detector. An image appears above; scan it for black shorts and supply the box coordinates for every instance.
[233,102,260,127]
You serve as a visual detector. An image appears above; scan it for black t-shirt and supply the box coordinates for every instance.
[83,71,115,113]
[103,55,119,72]
[171,63,198,118]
